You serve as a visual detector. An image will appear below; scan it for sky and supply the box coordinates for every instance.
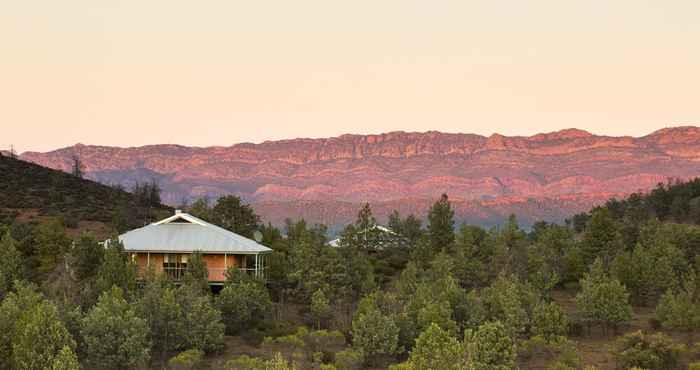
[2,1,700,152]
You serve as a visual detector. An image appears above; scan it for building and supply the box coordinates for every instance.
[117,210,272,284]
[327,225,409,250]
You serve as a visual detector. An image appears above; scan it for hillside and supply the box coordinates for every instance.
[20,126,700,228]
[0,154,171,234]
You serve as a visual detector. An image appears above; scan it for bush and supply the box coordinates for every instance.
[614,331,684,370]
[688,362,700,370]
[334,349,363,370]
[531,301,569,341]
[168,349,204,370]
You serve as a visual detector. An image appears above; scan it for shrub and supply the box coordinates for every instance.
[334,349,363,370]
[406,323,465,370]
[614,331,684,370]
[531,301,569,341]
[688,362,700,370]
[168,349,204,370]
[351,306,401,365]
[464,321,518,370]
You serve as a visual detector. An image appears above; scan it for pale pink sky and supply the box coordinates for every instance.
[2,1,699,152]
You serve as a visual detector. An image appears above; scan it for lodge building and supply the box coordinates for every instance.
[116,210,272,284]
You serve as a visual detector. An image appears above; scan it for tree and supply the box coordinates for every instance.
[71,154,84,179]
[51,346,80,370]
[0,281,44,370]
[95,238,137,298]
[68,232,104,281]
[581,208,623,267]
[0,231,22,297]
[136,276,185,362]
[480,274,535,338]
[188,197,213,221]
[531,301,569,342]
[611,242,677,306]
[12,300,77,370]
[614,331,683,370]
[183,251,209,294]
[216,271,272,335]
[575,259,632,335]
[81,286,150,369]
[0,283,78,370]
[406,323,465,370]
[351,305,401,365]
[427,194,455,253]
[655,272,700,343]
[33,220,71,277]
[212,195,261,238]
[310,289,332,330]
[182,295,225,353]
[464,321,517,370]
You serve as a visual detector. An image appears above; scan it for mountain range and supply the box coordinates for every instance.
[19,126,700,230]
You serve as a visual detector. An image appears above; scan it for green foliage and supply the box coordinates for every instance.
[136,277,185,360]
[531,301,569,342]
[310,289,332,330]
[614,331,684,370]
[655,272,700,342]
[689,362,700,370]
[81,286,150,369]
[464,321,518,370]
[68,232,104,281]
[216,271,272,335]
[427,194,456,253]
[95,238,137,298]
[576,259,632,334]
[0,231,22,297]
[520,336,581,369]
[581,208,623,266]
[182,295,225,353]
[334,349,364,370]
[212,195,261,238]
[611,241,679,306]
[34,219,71,276]
[167,349,204,370]
[0,282,78,370]
[12,300,77,370]
[226,353,300,370]
[480,273,536,337]
[406,323,465,370]
[351,304,401,365]
[50,346,81,370]
[183,251,209,293]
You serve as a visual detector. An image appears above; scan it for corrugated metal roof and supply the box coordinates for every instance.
[118,212,272,254]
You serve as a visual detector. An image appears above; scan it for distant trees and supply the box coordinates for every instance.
[71,155,84,179]
[427,193,456,253]
[132,180,162,207]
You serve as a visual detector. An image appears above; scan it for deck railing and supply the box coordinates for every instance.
[161,266,266,282]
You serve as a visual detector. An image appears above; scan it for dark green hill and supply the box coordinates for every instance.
[0,154,171,230]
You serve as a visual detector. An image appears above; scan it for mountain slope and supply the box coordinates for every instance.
[19,126,700,228]
[0,154,171,232]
